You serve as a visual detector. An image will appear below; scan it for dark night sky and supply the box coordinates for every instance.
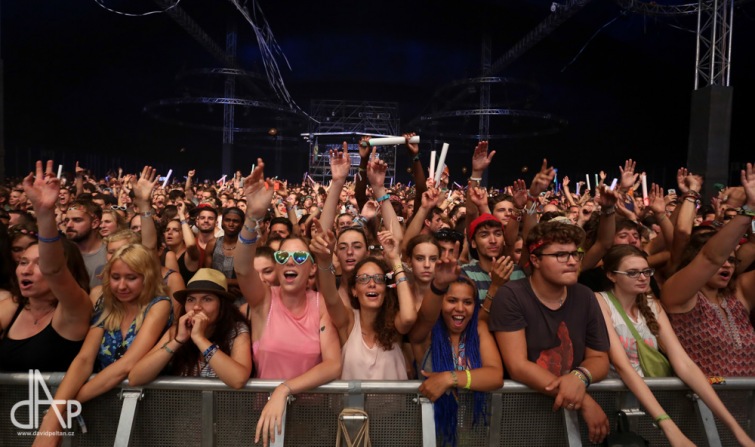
[3,0,754,187]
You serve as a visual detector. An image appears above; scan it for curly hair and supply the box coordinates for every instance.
[526,221,585,255]
[347,257,399,351]
[602,245,660,336]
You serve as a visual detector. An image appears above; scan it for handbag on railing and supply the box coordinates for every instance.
[606,292,672,377]
[603,411,649,447]
[336,408,371,447]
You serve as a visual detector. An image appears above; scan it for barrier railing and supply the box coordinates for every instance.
[1,373,753,446]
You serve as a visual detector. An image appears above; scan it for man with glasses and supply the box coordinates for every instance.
[489,221,611,444]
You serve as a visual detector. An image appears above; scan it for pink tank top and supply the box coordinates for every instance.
[253,287,323,379]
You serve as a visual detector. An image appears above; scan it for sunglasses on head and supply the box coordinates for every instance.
[434,228,464,243]
[273,250,313,265]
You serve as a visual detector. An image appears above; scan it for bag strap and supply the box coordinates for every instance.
[604,291,647,345]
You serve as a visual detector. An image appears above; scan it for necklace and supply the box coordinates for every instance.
[223,243,236,251]
[706,293,743,350]
[25,305,55,325]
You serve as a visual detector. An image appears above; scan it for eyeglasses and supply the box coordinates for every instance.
[613,268,655,278]
[368,245,383,252]
[538,251,585,263]
[111,205,128,211]
[355,274,386,285]
[273,250,313,265]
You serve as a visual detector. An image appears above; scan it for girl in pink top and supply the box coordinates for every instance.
[235,159,341,447]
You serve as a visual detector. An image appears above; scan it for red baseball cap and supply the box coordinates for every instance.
[468,213,502,238]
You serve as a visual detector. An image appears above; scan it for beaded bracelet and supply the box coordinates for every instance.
[464,370,472,390]
[38,233,62,243]
[203,343,219,362]
[575,366,593,385]
[570,369,589,388]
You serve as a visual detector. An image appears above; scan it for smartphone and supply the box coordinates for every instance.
[668,189,676,195]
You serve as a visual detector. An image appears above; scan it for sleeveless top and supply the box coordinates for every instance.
[252,287,322,379]
[177,252,196,285]
[211,236,236,279]
[94,295,172,370]
[598,292,660,378]
[667,291,755,377]
[341,309,407,380]
[0,304,84,372]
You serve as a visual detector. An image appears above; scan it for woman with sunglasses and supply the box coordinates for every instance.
[0,161,92,374]
[311,220,416,380]
[99,208,126,238]
[409,241,503,447]
[661,164,755,378]
[597,245,754,446]
[235,159,341,447]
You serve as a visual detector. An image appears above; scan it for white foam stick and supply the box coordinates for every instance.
[434,143,449,184]
[447,189,453,200]
[390,177,394,187]
[595,174,599,187]
[162,169,173,188]
[57,165,63,179]
[609,178,618,191]
[217,175,227,185]
[576,182,581,196]
[251,164,255,175]
[365,136,420,147]
[641,173,648,204]
[429,151,436,180]
[585,174,591,191]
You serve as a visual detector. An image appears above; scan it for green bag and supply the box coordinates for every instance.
[605,292,672,377]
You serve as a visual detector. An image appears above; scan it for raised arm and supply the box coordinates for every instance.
[379,229,416,334]
[561,176,577,207]
[320,143,350,233]
[647,183,674,255]
[670,174,702,269]
[235,159,274,309]
[22,161,91,322]
[176,201,201,271]
[400,186,440,253]
[404,133,427,214]
[130,166,158,251]
[662,163,755,312]
[354,136,371,211]
[581,187,618,271]
[310,219,352,343]
[184,169,196,203]
[366,147,402,241]
[464,141,495,225]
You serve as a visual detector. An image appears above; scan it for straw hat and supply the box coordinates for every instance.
[173,268,236,304]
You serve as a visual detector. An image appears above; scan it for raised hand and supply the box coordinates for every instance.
[433,241,461,289]
[599,170,607,181]
[511,179,528,209]
[595,186,619,208]
[529,159,556,197]
[676,167,690,194]
[329,142,350,183]
[242,158,274,218]
[648,183,666,215]
[471,141,495,174]
[131,166,158,202]
[377,230,401,263]
[421,187,442,210]
[742,162,755,208]
[562,176,570,188]
[469,187,489,210]
[404,132,419,156]
[188,169,196,179]
[684,173,703,194]
[619,159,638,191]
[75,161,87,177]
[366,147,388,188]
[309,218,335,265]
[22,160,60,212]
[358,135,371,159]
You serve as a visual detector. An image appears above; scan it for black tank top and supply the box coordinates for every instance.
[0,304,84,372]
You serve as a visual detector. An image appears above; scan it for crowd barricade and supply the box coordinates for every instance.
[1,373,753,446]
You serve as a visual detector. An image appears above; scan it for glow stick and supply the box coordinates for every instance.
[362,135,420,147]
[434,143,449,184]
[585,174,590,191]
[609,178,618,191]
[576,183,581,196]
[454,182,462,189]
[407,181,412,188]
[447,189,453,200]
[390,177,394,187]
[302,171,307,184]
[216,175,227,185]
[57,164,63,179]
[162,169,172,188]
[641,173,648,205]
[553,168,559,193]
[595,174,599,187]
[250,164,255,175]
[429,151,436,180]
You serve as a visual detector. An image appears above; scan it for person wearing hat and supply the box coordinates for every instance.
[129,268,252,389]
[461,213,520,305]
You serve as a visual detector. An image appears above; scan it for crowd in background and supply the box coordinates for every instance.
[1,135,754,446]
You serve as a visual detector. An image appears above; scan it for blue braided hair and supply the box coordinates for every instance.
[430,276,488,447]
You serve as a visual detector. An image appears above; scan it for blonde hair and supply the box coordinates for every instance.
[96,243,167,331]
[104,229,141,246]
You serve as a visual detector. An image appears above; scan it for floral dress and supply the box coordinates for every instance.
[94,296,172,370]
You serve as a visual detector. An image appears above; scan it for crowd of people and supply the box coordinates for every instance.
[0,135,754,446]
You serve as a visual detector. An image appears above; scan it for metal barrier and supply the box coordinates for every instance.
[1,373,753,446]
